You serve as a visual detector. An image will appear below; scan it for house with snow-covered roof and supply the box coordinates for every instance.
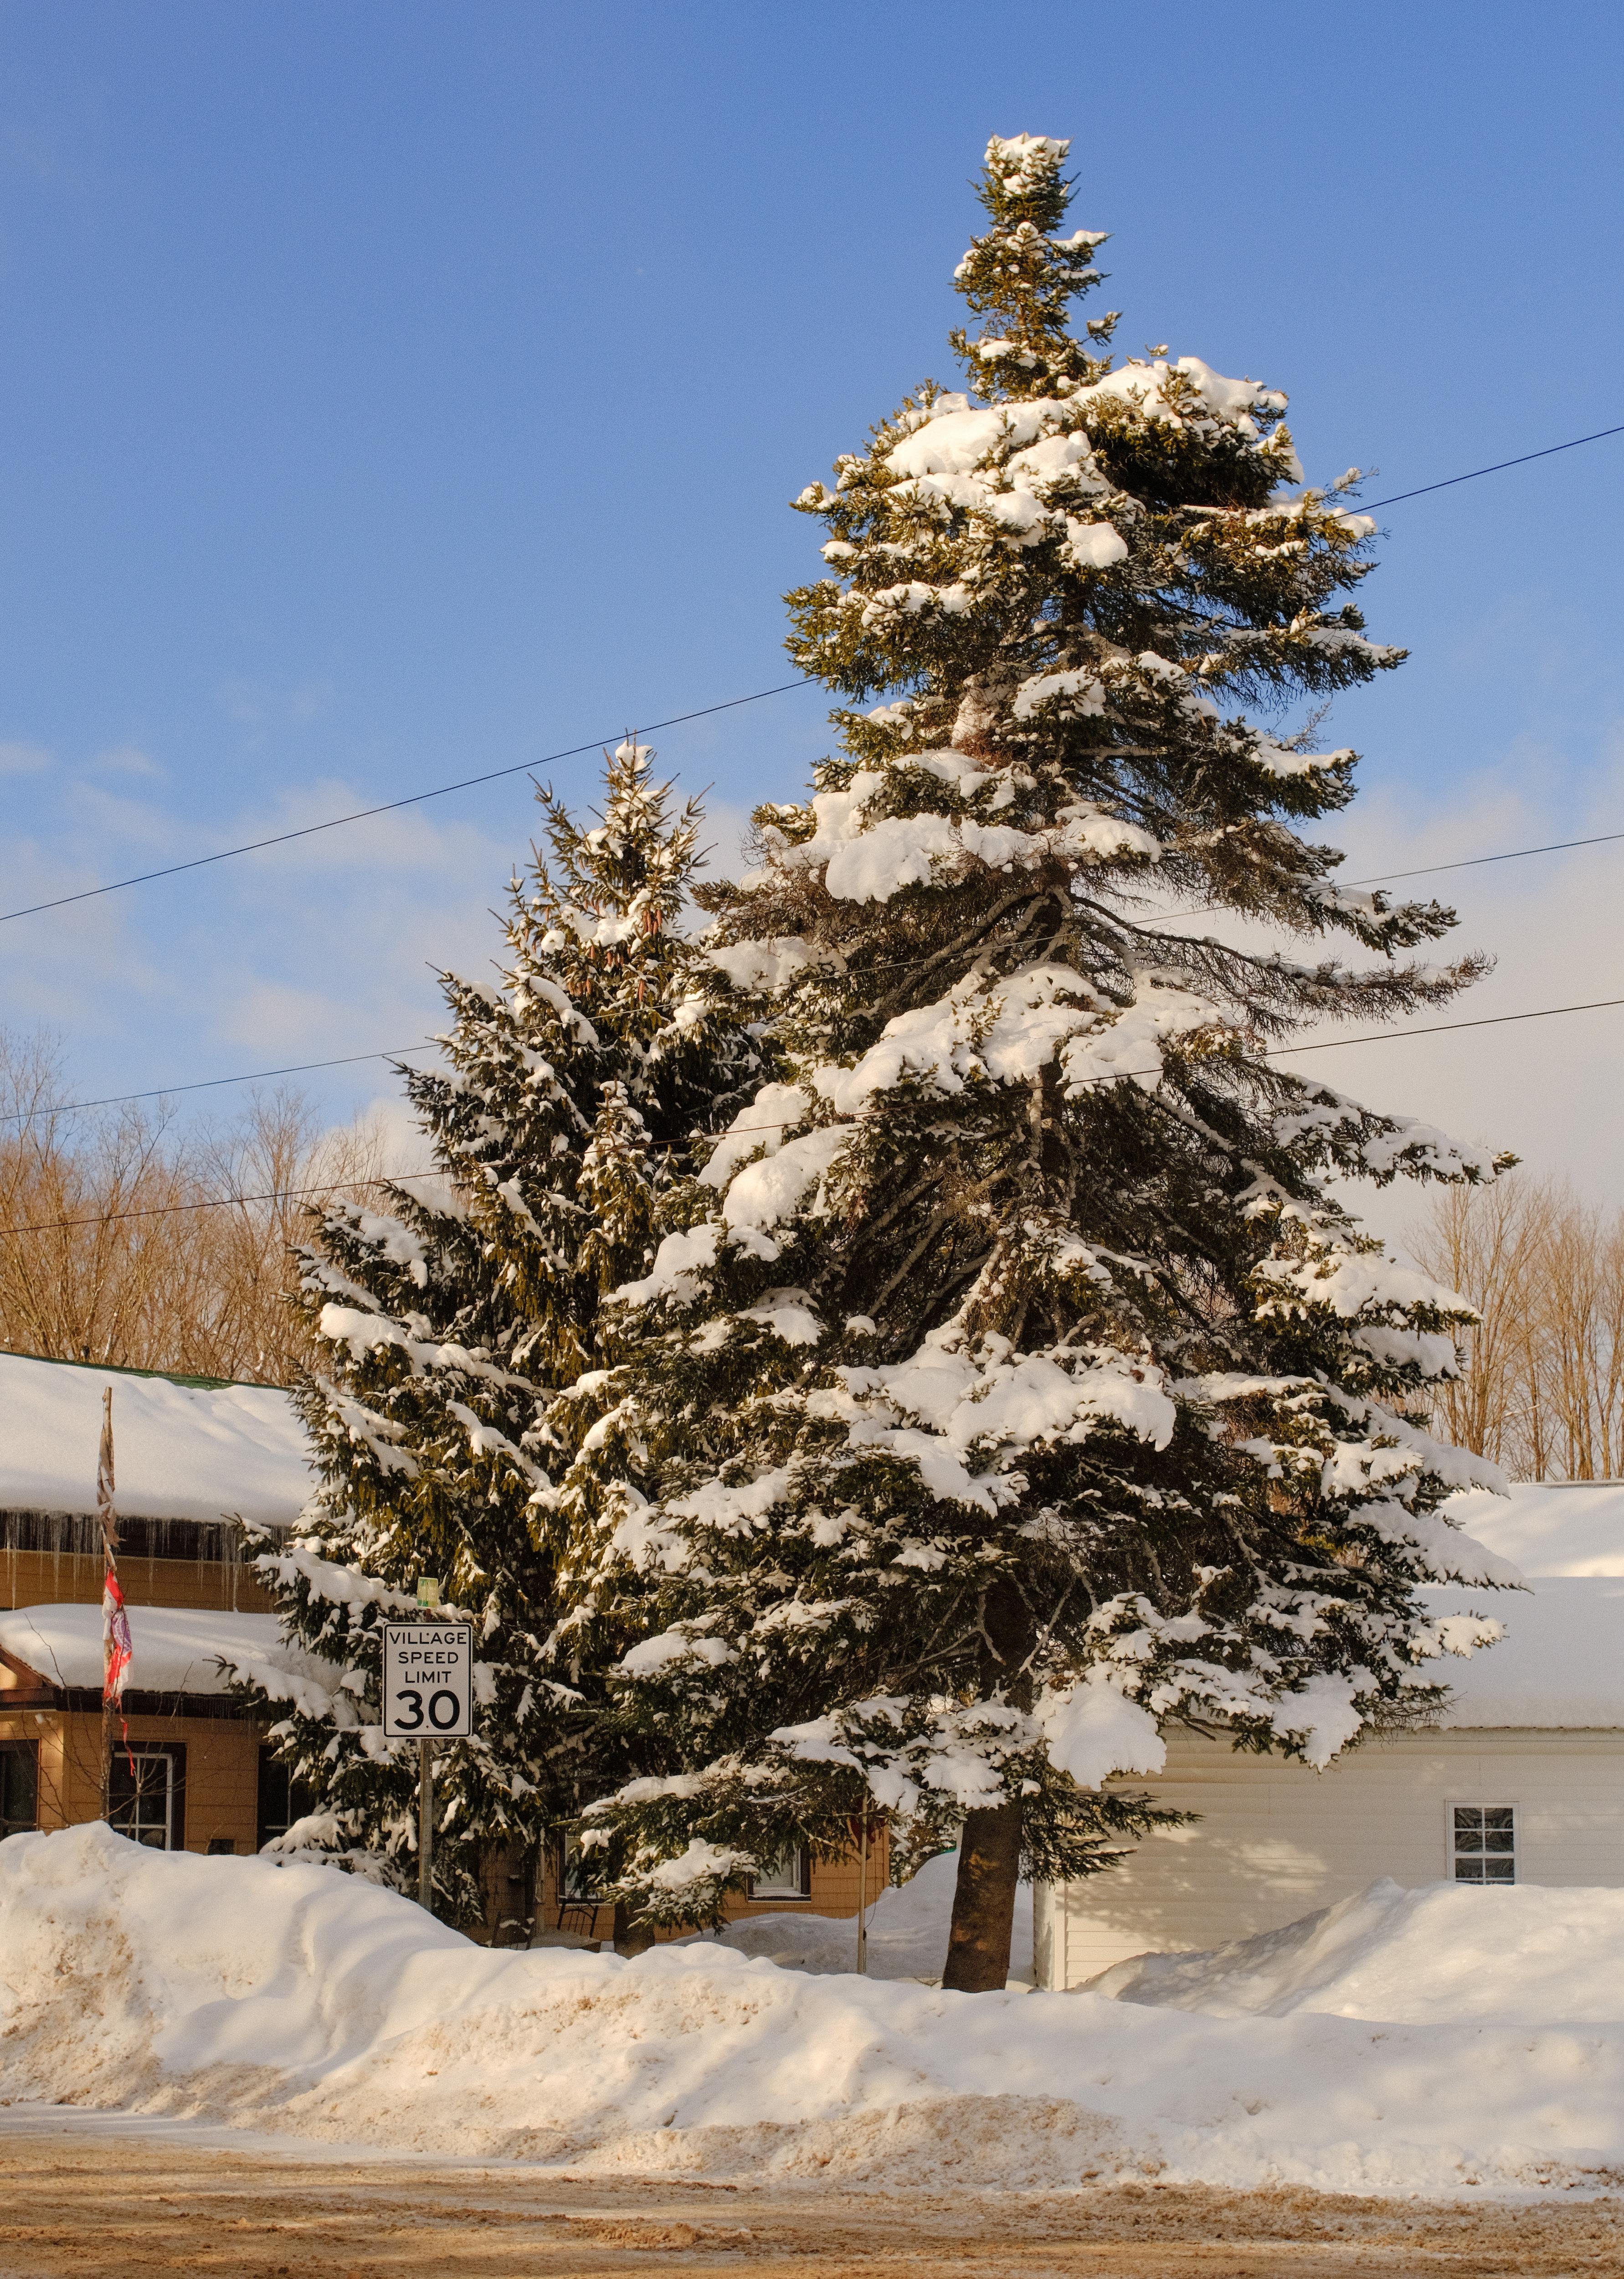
[0,1351,885,1942]
[1036,1481,1624,1990]
[0,1350,314,1859]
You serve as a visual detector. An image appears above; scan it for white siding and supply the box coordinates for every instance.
[1046,1727,1624,1988]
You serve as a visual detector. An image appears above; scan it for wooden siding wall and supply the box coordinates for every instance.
[1,1547,274,1615]
[1040,1727,1624,1987]
[534,1827,893,1946]
[0,1708,262,1854]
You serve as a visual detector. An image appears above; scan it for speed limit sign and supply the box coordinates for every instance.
[382,1621,474,1739]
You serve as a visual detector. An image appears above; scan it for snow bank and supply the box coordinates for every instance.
[5,1825,1624,2196]
[0,1351,309,1529]
[1085,1878,1624,2025]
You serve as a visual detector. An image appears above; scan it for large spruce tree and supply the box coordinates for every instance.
[242,743,752,1924]
[557,134,1517,1988]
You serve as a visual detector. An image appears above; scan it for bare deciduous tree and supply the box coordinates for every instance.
[1412,1173,1624,1480]
[0,1027,384,1385]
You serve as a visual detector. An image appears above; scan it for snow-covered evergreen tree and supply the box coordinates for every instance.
[242,744,751,1924]
[557,136,1518,1987]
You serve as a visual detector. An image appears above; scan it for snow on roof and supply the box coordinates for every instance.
[1425,1577,1624,1729]
[0,1351,312,1529]
[0,1601,294,1697]
[1444,1481,1624,1577]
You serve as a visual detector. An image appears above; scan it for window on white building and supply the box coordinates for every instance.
[751,1845,810,1899]
[1450,1803,1516,1883]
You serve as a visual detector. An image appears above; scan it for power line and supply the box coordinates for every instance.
[0,679,814,927]
[0,1168,443,1239]
[1342,827,1624,889]
[4,415,1621,935]
[1360,423,1624,512]
[7,809,1623,1130]
[5,986,1621,1240]
[0,1044,439,1126]
[1267,993,1624,1056]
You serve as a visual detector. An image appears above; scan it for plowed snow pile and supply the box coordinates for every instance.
[5,1825,1624,2197]
[1085,1877,1624,2021]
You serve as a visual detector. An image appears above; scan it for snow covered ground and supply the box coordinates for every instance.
[5,1825,1624,2197]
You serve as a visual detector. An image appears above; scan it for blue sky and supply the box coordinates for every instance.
[3,0,1623,1206]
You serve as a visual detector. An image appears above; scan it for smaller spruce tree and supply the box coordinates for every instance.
[242,744,751,1924]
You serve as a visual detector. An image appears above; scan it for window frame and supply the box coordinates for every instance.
[109,1743,186,1851]
[256,1746,316,1854]
[0,1738,40,1838]
[750,1843,812,1901]
[1445,1799,1518,1885]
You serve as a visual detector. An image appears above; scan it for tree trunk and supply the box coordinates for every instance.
[613,1899,656,1957]
[941,1800,1023,1991]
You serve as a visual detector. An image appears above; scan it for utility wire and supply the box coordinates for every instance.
[9,813,1624,1131]
[0,679,814,926]
[4,416,1621,933]
[1266,993,1624,1056]
[5,987,1622,1240]
[1342,827,1624,889]
[1,1043,439,1126]
[1360,423,1624,512]
[5,416,1622,1141]
[0,1167,443,1239]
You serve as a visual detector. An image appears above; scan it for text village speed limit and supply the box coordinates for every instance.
[381,1622,474,1739]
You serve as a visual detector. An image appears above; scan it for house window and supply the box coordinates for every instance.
[256,1748,316,1852]
[1451,1803,1516,1883]
[561,1843,606,1901]
[751,1845,811,1900]
[0,1741,39,1838]
[110,1747,185,1851]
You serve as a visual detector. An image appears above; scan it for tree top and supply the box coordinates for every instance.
[951,131,1116,399]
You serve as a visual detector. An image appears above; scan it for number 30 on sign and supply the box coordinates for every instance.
[382,1621,475,1738]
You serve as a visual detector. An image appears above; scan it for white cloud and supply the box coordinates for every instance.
[693,795,753,882]
[92,743,166,781]
[1142,729,1624,1251]
[0,738,52,776]
[218,677,336,732]
[6,717,1623,1251]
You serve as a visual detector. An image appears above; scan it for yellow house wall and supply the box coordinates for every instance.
[535,1827,892,1947]
[1,1546,273,1615]
[1042,1726,1624,1987]
[0,1707,262,1855]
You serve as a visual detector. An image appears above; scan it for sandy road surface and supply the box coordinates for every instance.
[2,2124,1623,2279]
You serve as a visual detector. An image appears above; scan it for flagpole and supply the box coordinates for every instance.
[97,1387,134,1825]
[98,1388,118,1824]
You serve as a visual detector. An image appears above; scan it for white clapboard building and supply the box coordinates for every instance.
[1036,1483,1624,1989]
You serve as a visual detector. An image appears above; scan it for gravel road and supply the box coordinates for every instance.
[2,2119,1621,2276]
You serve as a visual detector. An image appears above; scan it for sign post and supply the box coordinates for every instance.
[382,1615,473,1916]
[850,1809,878,1975]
